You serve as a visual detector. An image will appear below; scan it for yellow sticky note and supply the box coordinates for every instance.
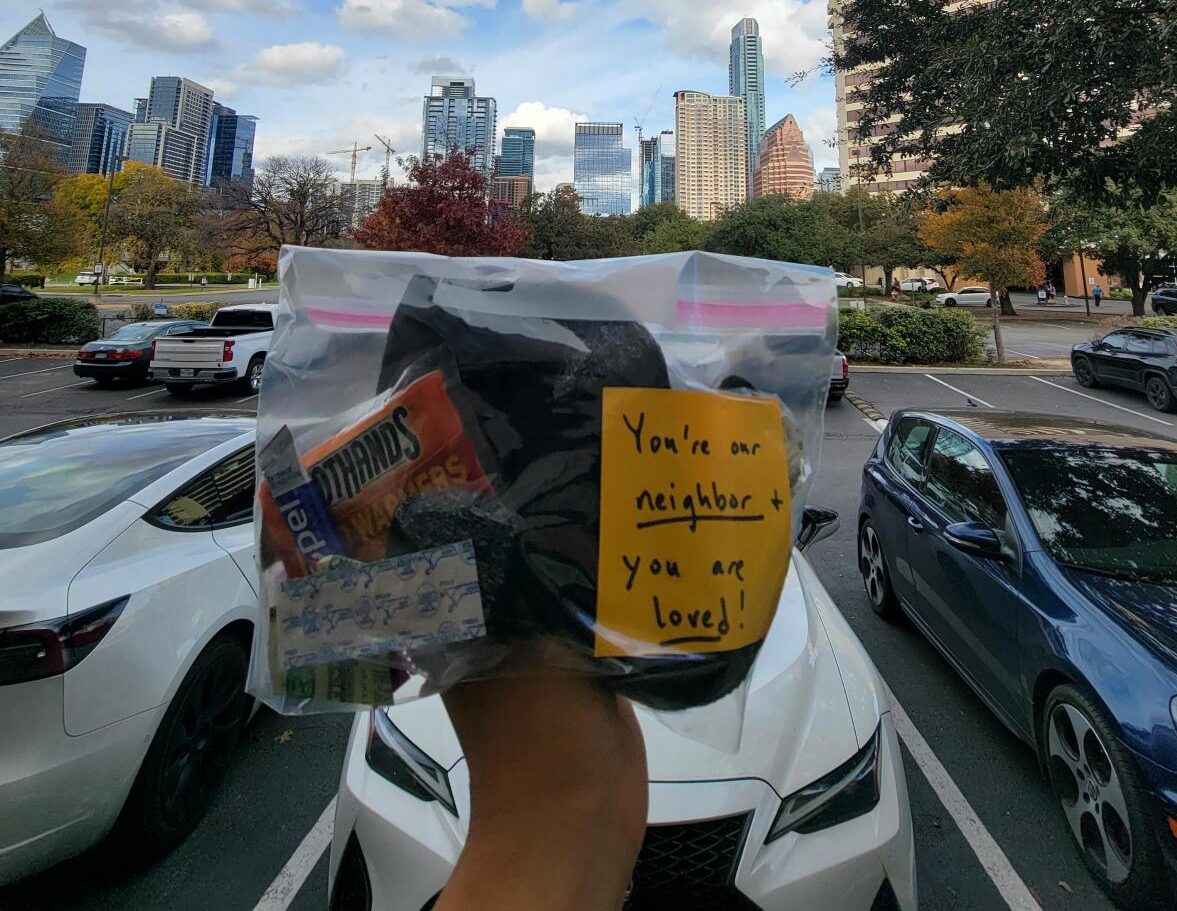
[595,387,792,657]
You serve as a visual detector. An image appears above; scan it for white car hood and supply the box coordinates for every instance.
[0,502,143,626]
[389,552,866,802]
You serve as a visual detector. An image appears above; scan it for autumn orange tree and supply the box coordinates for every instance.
[354,147,530,256]
[919,187,1046,363]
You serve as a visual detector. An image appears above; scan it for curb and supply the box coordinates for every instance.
[851,365,1071,375]
[0,348,76,359]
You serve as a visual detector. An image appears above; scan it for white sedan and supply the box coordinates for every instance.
[834,271,864,288]
[0,413,257,885]
[898,278,941,293]
[936,286,993,307]
[327,510,917,911]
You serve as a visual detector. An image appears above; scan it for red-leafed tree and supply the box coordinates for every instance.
[354,147,531,256]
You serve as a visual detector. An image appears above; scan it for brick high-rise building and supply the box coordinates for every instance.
[674,90,746,221]
[492,174,531,210]
[753,115,815,199]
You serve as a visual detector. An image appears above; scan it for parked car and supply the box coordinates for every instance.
[858,409,1177,909]
[150,303,276,394]
[327,509,917,911]
[0,283,37,304]
[0,413,258,886]
[830,348,849,402]
[74,271,100,286]
[834,271,864,288]
[899,277,941,293]
[1152,286,1177,316]
[1071,328,1177,413]
[936,286,993,308]
[73,320,207,386]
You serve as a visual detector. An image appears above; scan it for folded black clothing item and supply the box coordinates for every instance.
[377,297,762,710]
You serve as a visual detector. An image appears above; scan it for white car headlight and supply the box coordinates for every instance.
[366,709,458,816]
[766,723,882,842]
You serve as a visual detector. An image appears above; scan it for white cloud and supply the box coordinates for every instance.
[71,5,217,52]
[252,113,421,181]
[178,0,301,15]
[336,0,490,37]
[410,54,468,75]
[532,153,574,192]
[794,105,837,166]
[155,12,215,49]
[521,0,578,19]
[202,78,241,100]
[236,42,346,87]
[500,100,588,158]
[631,0,829,76]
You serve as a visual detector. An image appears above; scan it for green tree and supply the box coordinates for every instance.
[0,129,80,277]
[643,215,710,254]
[1043,189,1177,316]
[518,187,639,260]
[52,161,154,271]
[108,165,203,288]
[703,194,861,268]
[920,187,1046,363]
[833,0,1177,203]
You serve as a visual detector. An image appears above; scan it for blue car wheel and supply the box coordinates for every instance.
[859,520,900,621]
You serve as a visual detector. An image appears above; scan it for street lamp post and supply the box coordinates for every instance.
[1078,248,1091,316]
[93,155,126,302]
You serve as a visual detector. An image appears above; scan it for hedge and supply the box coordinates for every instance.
[839,306,987,364]
[0,297,100,344]
[836,285,887,298]
[1139,316,1177,331]
[7,273,46,288]
[168,301,228,321]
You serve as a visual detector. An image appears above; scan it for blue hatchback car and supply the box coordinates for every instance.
[858,410,1177,909]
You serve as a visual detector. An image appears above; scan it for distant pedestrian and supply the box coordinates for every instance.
[200,276,208,290]
[1093,283,1103,307]
[1047,282,1056,301]
[1037,284,1048,306]
[890,278,900,301]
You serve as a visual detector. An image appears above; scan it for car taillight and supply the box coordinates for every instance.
[223,340,235,362]
[842,356,849,379]
[110,348,137,360]
[77,349,93,359]
[0,596,128,686]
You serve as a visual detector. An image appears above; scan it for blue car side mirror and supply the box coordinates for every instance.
[945,521,1004,558]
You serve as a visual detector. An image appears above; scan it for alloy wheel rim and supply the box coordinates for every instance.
[1047,702,1133,884]
[860,526,886,606]
[250,364,263,392]
[160,653,244,828]
[1076,362,1092,383]
[1146,379,1167,409]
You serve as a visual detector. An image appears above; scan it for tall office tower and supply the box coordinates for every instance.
[491,175,531,210]
[729,17,765,193]
[674,91,746,221]
[500,126,535,179]
[817,166,842,193]
[638,130,675,207]
[753,114,816,199]
[573,122,632,216]
[67,103,133,176]
[0,14,85,162]
[207,104,257,184]
[126,76,215,184]
[422,76,497,174]
[133,98,148,123]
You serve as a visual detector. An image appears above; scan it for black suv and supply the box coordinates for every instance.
[1153,284,1177,315]
[1072,328,1177,412]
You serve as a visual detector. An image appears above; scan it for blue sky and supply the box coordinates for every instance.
[2,0,837,191]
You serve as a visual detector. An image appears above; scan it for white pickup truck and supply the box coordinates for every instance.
[149,303,277,395]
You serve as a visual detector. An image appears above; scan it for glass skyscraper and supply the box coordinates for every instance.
[639,131,675,207]
[126,76,215,184]
[207,104,257,184]
[67,103,132,176]
[499,127,535,180]
[0,14,85,161]
[573,123,632,216]
[422,77,497,175]
[729,18,765,194]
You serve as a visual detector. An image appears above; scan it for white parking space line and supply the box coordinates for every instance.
[922,374,995,408]
[252,797,336,911]
[884,684,1043,911]
[0,364,70,380]
[1005,349,1041,360]
[126,387,169,401]
[863,417,888,433]
[20,380,90,398]
[0,357,28,364]
[1029,376,1173,427]
[236,393,259,404]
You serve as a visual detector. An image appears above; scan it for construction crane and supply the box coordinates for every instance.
[374,134,396,187]
[633,84,662,147]
[324,142,372,183]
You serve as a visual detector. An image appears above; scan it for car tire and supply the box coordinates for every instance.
[1041,684,1169,910]
[165,382,194,395]
[944,297,957,307]
[1072,357,1100,388]
[118,635,250,852]
[827,392,844,404]
[859,519,900,621]
[1144,375,1177,413]
[242,355,264,394]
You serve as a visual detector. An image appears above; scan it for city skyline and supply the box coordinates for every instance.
[573,122,632,216]
[0,2,836,195]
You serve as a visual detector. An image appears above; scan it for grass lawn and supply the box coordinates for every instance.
[45,283,278,296]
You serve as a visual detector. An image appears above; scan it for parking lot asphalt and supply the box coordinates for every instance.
[2,357,1173,911]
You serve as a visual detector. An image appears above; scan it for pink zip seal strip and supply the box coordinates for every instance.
[677,299,828,328]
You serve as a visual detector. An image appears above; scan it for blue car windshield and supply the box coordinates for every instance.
[1001,447,1177,582]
